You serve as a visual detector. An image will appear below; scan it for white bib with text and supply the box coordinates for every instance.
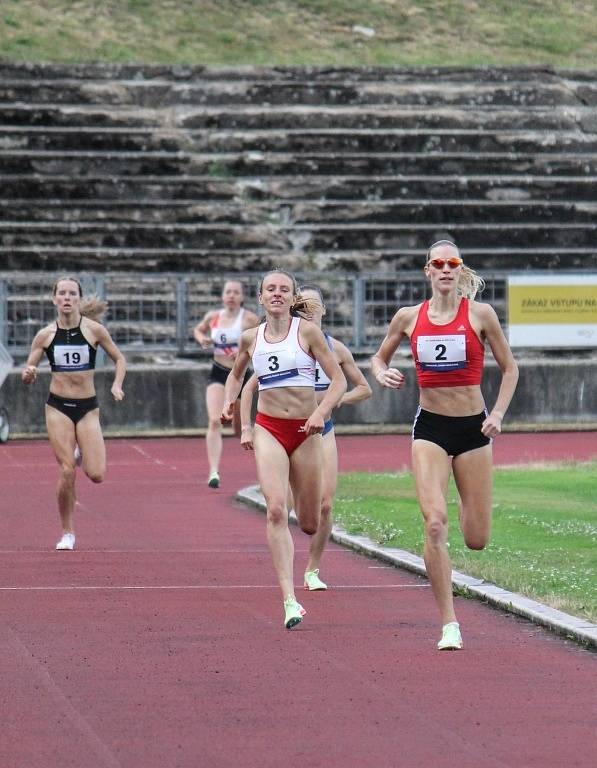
[53,344,90,371]
[416,334,466,372]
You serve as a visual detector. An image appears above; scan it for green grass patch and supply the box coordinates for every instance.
[335,462,597,623]
[0,1,595,67]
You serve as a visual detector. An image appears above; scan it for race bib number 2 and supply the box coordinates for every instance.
[417,334,467,372]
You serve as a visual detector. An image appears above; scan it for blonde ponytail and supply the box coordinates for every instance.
[80,295,108,321]
[457,266,485,299]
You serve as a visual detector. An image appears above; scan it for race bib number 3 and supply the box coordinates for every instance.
[53,344,90,371]
[254,347,299,384]
[417,334,467,372]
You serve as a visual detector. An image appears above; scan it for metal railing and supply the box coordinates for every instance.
[0,269,519,360]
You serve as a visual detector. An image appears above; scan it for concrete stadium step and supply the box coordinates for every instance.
[0,174,595,203]
[0,127,185,152]
[179,106,597,132]
[0,246,278,271]
[2,127,597,154]
[0,77,591,108]
[2,104,595,132]
[1,246,593,273]
[167,128,597,154]
[0,150,594,177]
[2,199,595,225]
[0,62,594,84]
[2,221,595,250]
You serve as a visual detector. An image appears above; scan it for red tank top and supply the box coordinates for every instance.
[410,298,484,388]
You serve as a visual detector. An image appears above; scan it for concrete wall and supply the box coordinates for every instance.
[3,358,596,436]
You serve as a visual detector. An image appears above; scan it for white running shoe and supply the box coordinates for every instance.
[283,596,306,629]
[304,569,328,591]
[437,622,463,650]
[208,471,220,488]
[56,532,76,551]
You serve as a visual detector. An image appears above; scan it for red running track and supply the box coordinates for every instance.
[0,433,595,768]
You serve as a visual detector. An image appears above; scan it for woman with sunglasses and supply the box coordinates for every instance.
[221,269,346,629]
[371,241,518,650]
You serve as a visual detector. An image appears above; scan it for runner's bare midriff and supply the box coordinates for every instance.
[419,384,485,417]
[257,386,318,419]
[49,370,96,399]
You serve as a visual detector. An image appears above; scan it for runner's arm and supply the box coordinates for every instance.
[21,328,48,385]
[303,324,346,434]
[334,340,372,407]
[222,329,254,422]
[193,311,215,349]
[95,323,126,401]
[370,307,413,390]
[476,303,519,436]
[239,373,258,450]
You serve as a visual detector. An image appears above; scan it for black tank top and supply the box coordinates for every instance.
[45,322,97,372]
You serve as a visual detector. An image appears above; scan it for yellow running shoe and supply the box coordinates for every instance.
[283,596,306,629]
[437,622,463,650]
[304,569,327,591]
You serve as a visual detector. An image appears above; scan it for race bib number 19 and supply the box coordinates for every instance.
[417,334,466,372]
[53,344,90,371]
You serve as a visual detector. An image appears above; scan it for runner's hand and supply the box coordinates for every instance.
[220,401,235,424]
[481,411,502,438]
[240,426,254,450]
[376,367,404,389]
[111,384,124,401]
[301,411,324,435]
[22,365,37,385]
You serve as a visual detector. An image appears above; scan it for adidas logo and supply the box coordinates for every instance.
[457,325,466,331]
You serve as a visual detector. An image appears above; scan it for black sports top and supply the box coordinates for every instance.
[45,322,97,372]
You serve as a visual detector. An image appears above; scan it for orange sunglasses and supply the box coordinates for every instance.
[427,257,463,269]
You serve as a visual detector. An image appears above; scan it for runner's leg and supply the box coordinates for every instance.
[253,424,295,599]
[205,383,225,477]
[75,408,105,484]
[305,430,337,574]
[45,405,78,535]
[452,444,493,550]
[412,439,455,625]
[289,434,322,537]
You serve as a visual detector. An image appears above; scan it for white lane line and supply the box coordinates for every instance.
[0,584,430,592]
[0,548,351,554]
[130,443,181,472]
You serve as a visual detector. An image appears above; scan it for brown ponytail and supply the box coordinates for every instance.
[291,294,322,317]
[80,295,108,321]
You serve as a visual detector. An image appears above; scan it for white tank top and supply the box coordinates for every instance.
[315,332,334,391]
[210,308,244,354]
[252,316,316,391]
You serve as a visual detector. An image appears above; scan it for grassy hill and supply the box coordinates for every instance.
[1,0,596,68]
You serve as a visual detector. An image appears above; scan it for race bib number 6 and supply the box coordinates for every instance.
[417,334,467,372]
